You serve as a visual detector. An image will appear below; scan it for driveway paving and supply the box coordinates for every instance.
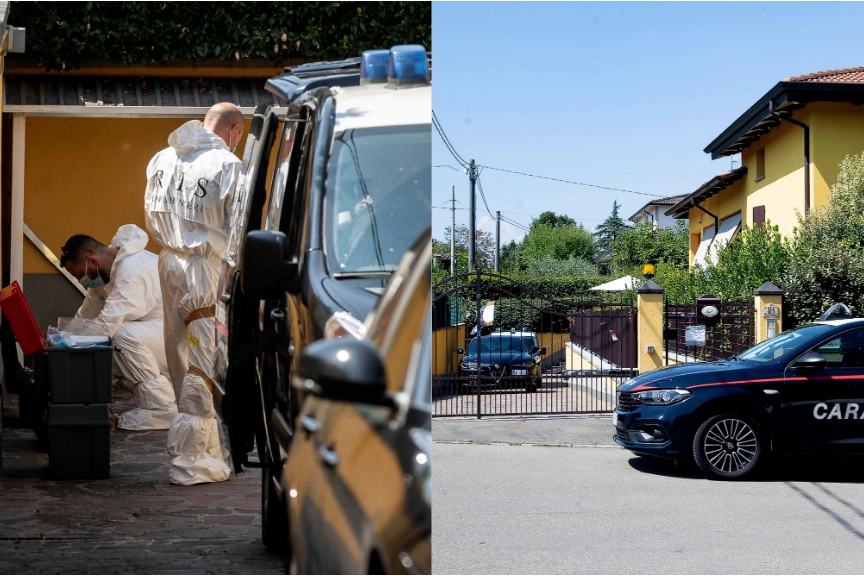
[0,386,284,575]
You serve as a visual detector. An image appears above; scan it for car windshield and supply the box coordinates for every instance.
[467,335,536,355]
[325,124,431,274]
[738,324,835,363]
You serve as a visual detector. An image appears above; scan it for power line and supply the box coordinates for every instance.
[432,111,469,168]
[476,175,495,219]
[477,164,664,198]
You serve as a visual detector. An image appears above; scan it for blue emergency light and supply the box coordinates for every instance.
[387,45,429,87]
[360,49,390,85]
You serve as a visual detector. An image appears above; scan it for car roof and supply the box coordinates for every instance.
[332,83,431,132]
[814,318,864,327]
[476,331,536,338]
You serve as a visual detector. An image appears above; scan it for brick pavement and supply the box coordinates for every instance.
[0,386,285,574]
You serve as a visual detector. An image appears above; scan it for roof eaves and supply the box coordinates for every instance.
[665,167,748,219]
[627,194,688,222]
[705,81,864,159]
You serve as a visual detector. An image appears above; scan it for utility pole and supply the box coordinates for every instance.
[468,159,477,272]
[450,185,456,276]
[494,211,501,272]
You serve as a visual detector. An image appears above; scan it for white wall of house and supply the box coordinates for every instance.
[630,205,680,228]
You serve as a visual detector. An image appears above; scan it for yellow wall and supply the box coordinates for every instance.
[433,326,464,376]
[22,116,253,274]
[688,102,864,263]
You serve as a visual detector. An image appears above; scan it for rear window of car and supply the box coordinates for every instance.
[466,335,536,354]
[738,324,834,363]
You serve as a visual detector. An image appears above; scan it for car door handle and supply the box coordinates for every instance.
[319,445,339,468]
[763,389,780,395]
[299,413,320,433]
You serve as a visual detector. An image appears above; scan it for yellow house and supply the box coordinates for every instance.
[666,66,864,267]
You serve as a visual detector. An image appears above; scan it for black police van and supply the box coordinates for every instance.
[614,304,864,480]
[213,45,431,551]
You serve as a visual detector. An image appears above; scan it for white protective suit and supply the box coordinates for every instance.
[74,224,178,430]
[144,119,242,485]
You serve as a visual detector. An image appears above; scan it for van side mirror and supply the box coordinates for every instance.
[456,347,464,354]
[794,352,826,371]
[240,230,299,300]
[294,338,393,408]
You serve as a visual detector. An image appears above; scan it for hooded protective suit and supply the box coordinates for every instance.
[74,224,177,430]
[145,119,242,485]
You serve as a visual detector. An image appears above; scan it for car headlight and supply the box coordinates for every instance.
[633,389,691,406]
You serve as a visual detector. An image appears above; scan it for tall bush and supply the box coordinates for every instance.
[9,2,431,71]
[783,152,864,325]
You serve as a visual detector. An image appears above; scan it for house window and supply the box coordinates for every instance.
[753,205,765,229]
[692,226,715,268]
[755,149,765,181]
[707,213,742,265]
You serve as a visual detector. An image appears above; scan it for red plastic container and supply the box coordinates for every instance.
[0,281,47,355]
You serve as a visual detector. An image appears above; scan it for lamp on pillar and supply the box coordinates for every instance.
[643,264,655,281]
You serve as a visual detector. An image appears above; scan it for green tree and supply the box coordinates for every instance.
[432,224,495,277]
[519,221,596,263]
[611,221,689,271]
[783,152,864,325]
[534,211,578,229]
[593,201,630,254]
[527,255,598,277]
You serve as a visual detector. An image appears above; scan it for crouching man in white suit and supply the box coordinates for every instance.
[60,224,177,430]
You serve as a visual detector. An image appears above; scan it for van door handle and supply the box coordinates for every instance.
[299,413,320,433]
[319,445,339,468]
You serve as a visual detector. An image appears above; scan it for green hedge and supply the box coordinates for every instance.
[9,2,431,71]
[432,272,635,332]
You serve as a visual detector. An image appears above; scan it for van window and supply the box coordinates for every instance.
[324,124,431,274]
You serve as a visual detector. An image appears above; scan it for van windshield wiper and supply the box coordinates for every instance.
[332,271,393,278]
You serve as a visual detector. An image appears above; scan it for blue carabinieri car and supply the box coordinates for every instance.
[614,308,864,480]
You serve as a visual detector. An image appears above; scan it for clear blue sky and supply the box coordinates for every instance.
[432,2,864,245]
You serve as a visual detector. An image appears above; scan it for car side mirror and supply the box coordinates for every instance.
[532,346,546,355]
[240,230,299,300]
[456,347,464,355]
[794,352,826,371]
[294,338,393,408]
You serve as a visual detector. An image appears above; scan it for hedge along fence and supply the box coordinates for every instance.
[432,272,636,333]
[9,2,431,71]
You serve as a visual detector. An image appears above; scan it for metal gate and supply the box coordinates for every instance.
[432,271,637,418]
[663,300,755,364]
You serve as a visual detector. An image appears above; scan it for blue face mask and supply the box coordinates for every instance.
[78,261,105,290]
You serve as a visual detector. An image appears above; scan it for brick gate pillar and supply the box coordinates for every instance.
[637,279,664,375]
[754,281,784,344]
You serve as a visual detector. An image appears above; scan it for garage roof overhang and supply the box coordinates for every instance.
[665,167,748,219]
[2,74,287,118]
[704,82,864,159]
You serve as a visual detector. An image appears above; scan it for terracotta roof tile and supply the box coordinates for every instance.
[785,66,864,84]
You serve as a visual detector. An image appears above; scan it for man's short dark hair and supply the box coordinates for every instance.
[59,235,105,267]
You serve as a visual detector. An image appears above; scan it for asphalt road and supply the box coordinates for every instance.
[432,418,864,574]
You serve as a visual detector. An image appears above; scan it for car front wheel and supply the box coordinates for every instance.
[692,414,763,480]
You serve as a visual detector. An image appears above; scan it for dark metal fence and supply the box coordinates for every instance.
[432,271,637,418]
[664,301,755,363]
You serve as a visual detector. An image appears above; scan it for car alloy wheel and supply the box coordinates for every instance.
[693,414,762,480]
